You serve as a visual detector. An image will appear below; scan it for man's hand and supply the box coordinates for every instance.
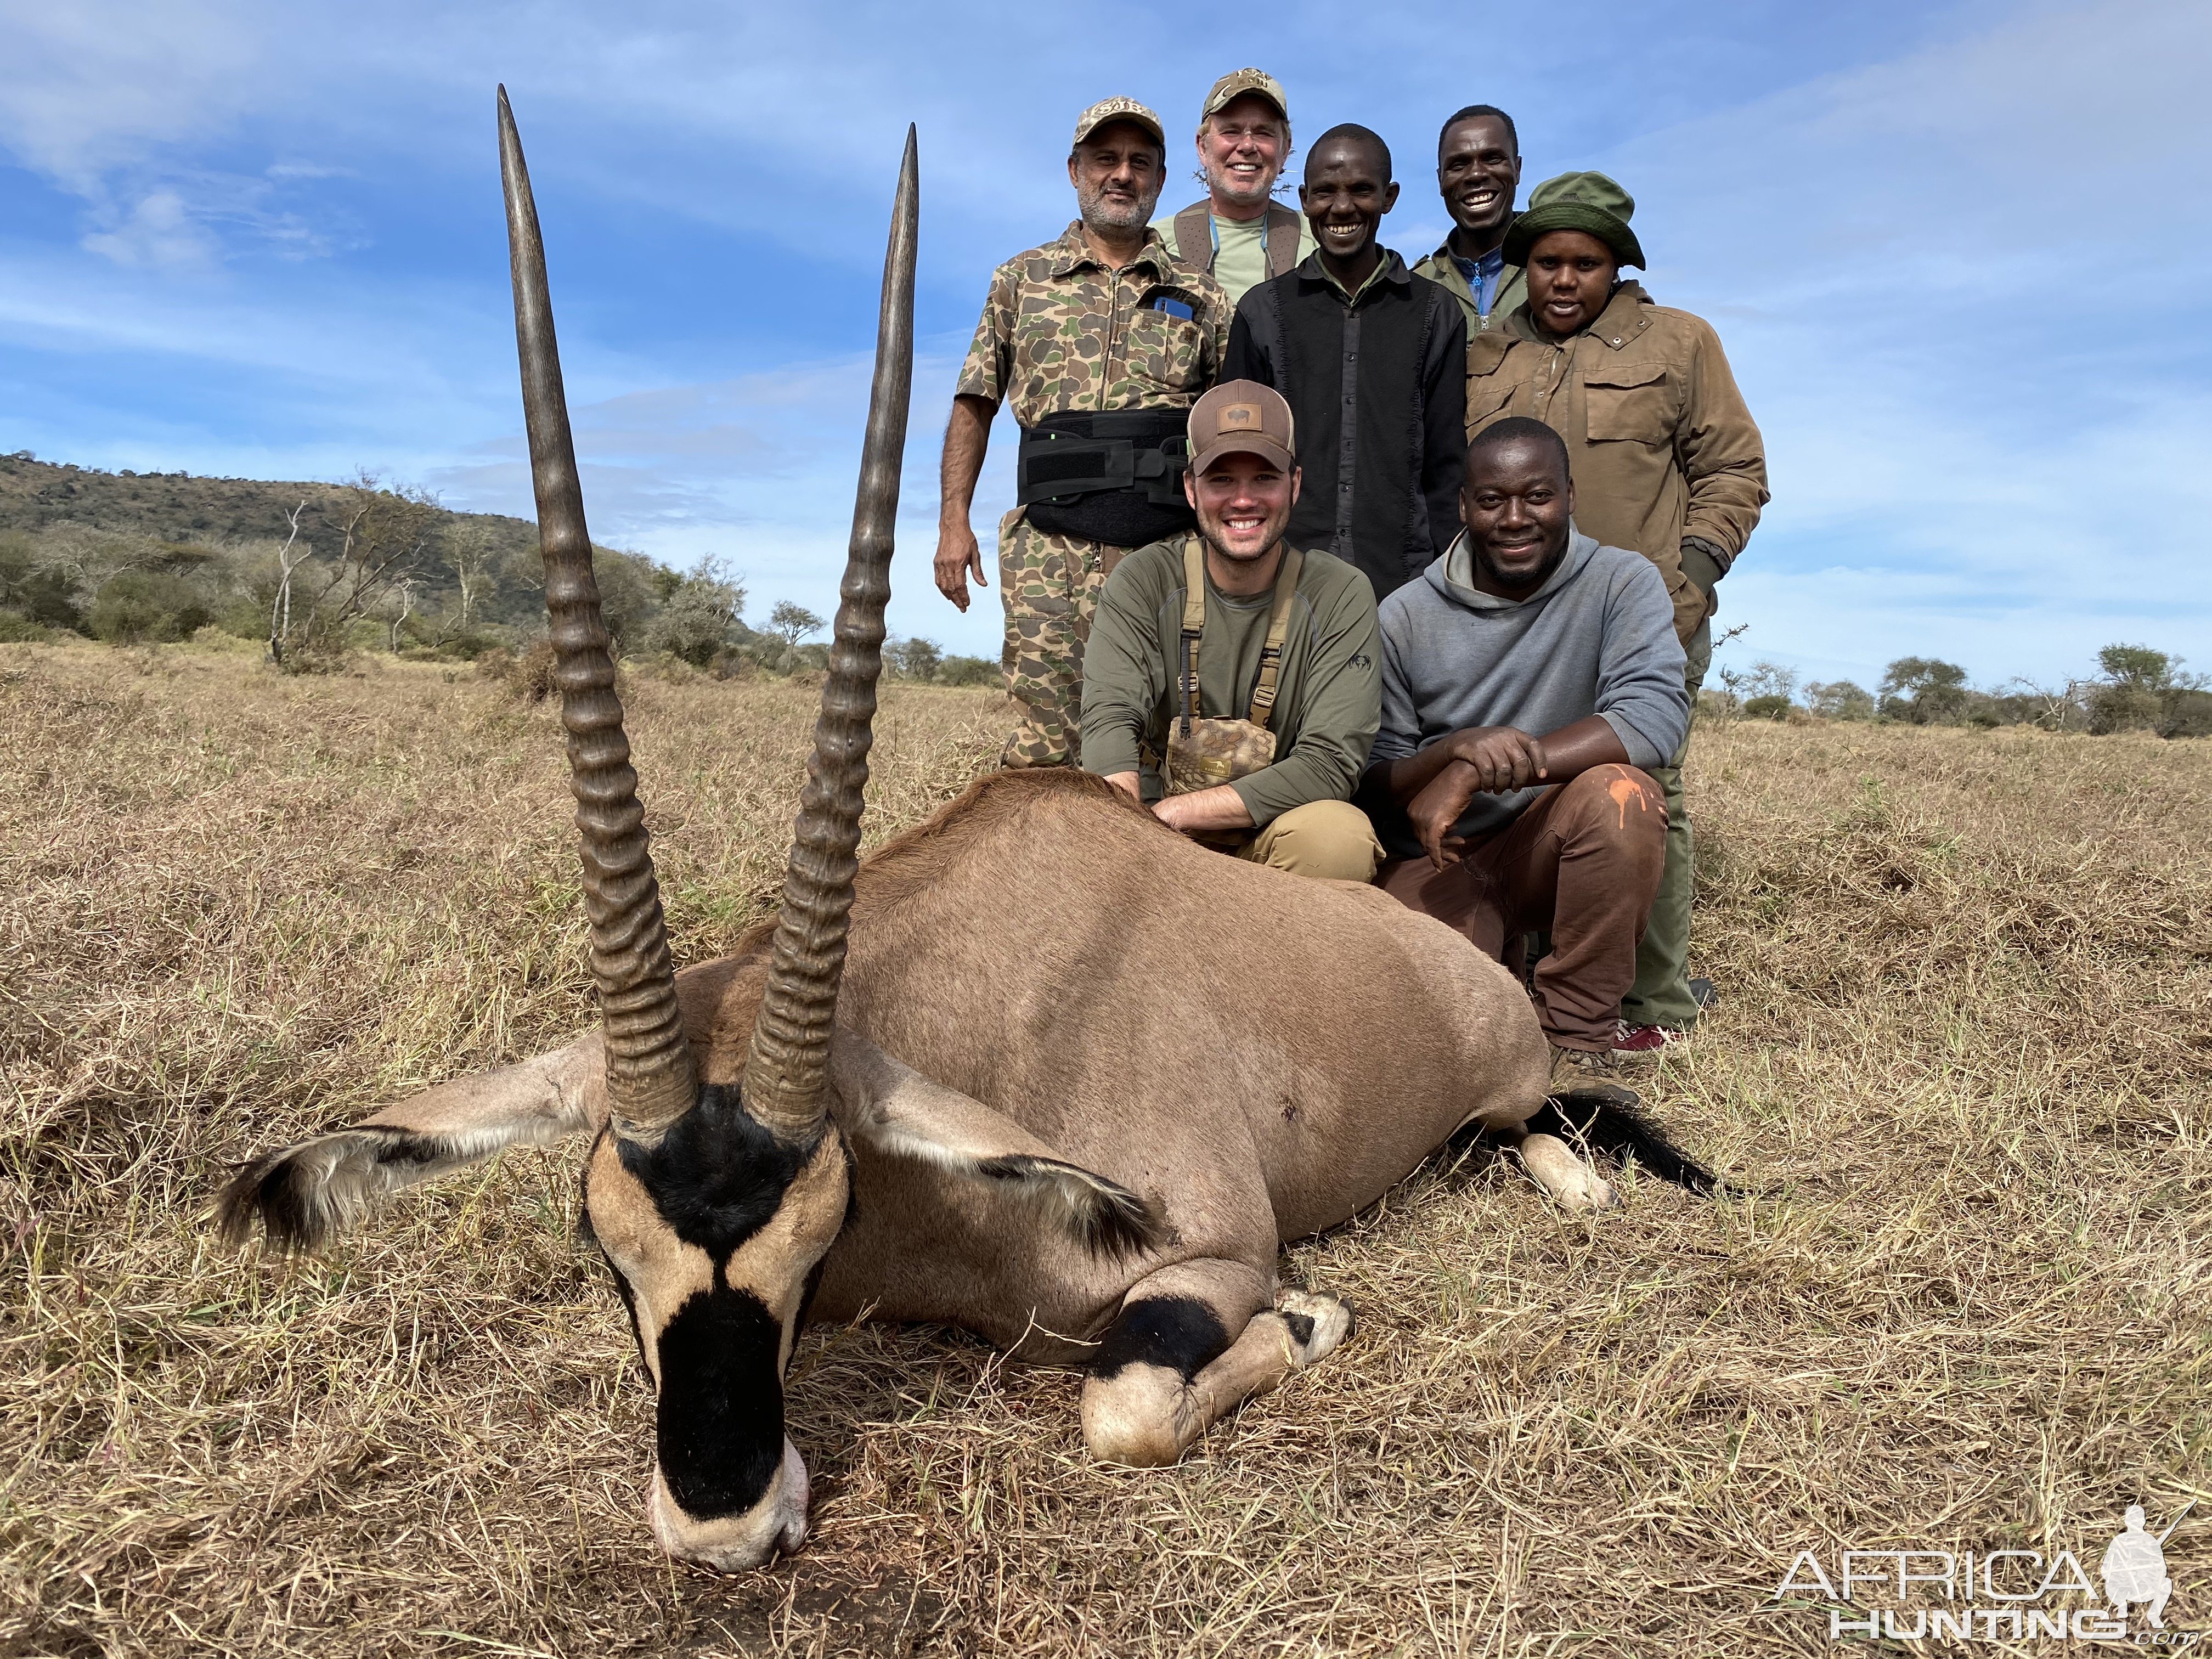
[1448,724,1548,792]
[1152,782,1253,835]
[1407,727,1547,868]
[934,521,987,612]
[935,393,995,612]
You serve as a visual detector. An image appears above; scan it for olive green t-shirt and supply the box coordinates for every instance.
[1147,207,1318,307]
[1079,537,1381,826]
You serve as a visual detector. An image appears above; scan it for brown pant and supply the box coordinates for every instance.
[1379,764,1667,1051]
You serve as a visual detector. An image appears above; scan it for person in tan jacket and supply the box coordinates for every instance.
[1464,170,1768,1047]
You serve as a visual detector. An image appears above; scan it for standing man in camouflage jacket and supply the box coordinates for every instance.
[1149,68,1316,307]
[936,98,1231,769]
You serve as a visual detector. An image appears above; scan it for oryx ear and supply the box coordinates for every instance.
[828,1031,1160,1257]
[216,1037,601,1255]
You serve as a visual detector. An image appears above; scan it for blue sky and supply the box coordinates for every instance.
[1,0,2207,688]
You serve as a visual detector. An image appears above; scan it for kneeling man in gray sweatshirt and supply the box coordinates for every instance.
[1357,417,1689,1079]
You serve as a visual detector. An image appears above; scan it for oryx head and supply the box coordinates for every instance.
[498,91,915,1571]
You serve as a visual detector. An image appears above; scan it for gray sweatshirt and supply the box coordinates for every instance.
[1368,528,1689,856]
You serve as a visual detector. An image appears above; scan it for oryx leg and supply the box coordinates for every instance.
[1080,1259,1352,1468]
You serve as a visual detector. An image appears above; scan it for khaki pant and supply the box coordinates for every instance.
[1233,799,1383,883]
[1621,619,1712,1030]
[997,510,1116,770]
[1379,765,1667,1050]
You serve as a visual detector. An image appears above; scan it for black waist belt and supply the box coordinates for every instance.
[1017,409,1195,548]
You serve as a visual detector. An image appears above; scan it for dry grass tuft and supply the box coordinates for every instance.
[3,641,2208,1656]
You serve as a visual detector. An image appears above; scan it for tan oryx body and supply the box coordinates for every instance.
[218,103,1719,1576]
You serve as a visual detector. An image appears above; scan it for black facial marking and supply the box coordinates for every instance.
[655,1285,786,1518]
[1281,1310,1316,1348]
[617,1082,817,1261]
[1090,1295,1230,1382]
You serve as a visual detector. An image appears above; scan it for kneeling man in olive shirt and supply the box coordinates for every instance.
[1081,380,1384,881]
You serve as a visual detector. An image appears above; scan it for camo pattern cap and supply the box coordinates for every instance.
[956,223,1229,429]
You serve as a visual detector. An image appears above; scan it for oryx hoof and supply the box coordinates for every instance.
[1276,1290,1353,1367]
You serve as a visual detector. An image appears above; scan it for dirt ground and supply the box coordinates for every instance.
[3,641,2207,1657]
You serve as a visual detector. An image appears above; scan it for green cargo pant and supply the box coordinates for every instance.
[1618,619,1711,1030]
[996,508,1115,770]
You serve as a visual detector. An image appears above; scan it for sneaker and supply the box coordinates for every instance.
[1608,1021,1683,1066]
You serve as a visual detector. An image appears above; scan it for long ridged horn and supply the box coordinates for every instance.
[499,86,697,1137]
[744,127,918,1139]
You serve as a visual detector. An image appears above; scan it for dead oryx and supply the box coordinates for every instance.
[217,98,1724,1573]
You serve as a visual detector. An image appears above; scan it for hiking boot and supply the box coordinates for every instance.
[1549,1042,1631,1089]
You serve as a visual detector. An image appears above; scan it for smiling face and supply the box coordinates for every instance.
[1186,450,1300,566]
[1198,93,1287,215]
[1461,435,1574,596]
[1437,115,1522,246]
[1525,228,1619,338]
[1299,137,1399,270]
[582,1087,851,1572]
[1069,120,1166,232]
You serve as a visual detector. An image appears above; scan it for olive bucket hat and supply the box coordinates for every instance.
[1502,170,1644,269]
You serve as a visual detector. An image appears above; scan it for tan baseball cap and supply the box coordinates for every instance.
[1187,380,1296,473]
[1201,68,1289,125]
[1072,97,1165,149]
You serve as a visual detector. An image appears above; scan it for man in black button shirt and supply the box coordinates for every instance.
[1222,123,1466,600]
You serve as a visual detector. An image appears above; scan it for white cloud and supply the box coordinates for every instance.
[79,190,217,268]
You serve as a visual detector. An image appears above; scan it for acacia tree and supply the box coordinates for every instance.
[768,600,825,650]
[280,477,441,668]
[267,499,312,664]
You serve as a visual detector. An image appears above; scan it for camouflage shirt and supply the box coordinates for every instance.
[956,222,1229,428]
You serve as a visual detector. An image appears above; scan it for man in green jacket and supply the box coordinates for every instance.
[1150,68,1316,306]
[1412,104,1526,334]
[1082,380,1384,881]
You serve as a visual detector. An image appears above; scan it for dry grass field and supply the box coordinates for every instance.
[3,640,2208,1657]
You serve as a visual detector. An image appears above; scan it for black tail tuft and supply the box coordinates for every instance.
[1532,1087,1731,1198]
[214,1146,334,1255]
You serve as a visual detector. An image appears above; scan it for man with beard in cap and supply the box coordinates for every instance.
[1082,380,1384,881]
[1150,68,1316,307]
[938,97,1232,769]
[1465,171,1768,1055]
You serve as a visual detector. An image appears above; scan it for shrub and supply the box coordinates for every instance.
[887,636,944,681]
[1741,693,1793,721]
[936,654,998,688]
[1806,680,1875,721]
[2088,685,2163,734]
[2160,688,2212,739]
[0,611,54,643]
[1878,657,1970,724]
[0,532,87,632]
[645,561,747,667]
[88,571,214,644]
